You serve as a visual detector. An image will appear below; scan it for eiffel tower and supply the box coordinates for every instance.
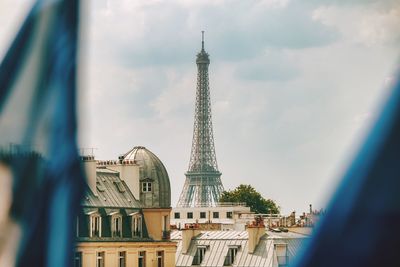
[177,32,224,207]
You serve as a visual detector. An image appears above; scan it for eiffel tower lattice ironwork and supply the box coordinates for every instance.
[177,32,224,207]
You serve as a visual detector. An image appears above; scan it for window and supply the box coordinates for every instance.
[275,243,288,267]
[226,212,233,219]
[90,215,101,237]
[132,214,142,237]
[138,251,146,267]
[223,247,238,266]
[157,251,164,267]
[96,252,105,267]
[142,182,152,192]
[192,247,207,265]
[174,212,180,219]
[200,212,206,219]
[213,212,219,219]
[162,215,170,239]
[163,215,168,231]
[74,252,82,267]
[114,181,126,193]
[112,215,122,237]
[96,181,106,192]
[118,251,126,267]
[187,212,193,219]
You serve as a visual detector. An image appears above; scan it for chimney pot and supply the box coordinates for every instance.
[247,217,266,254]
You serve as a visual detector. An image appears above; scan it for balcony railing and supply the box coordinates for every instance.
[216,202,247,207]
[112,231,122,237]
[132,230,142,237]
[91,230,100,237]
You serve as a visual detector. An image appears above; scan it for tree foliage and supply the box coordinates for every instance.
[219,184,280,214]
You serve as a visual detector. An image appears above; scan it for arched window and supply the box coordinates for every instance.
[90,214,101,237]
[112,214,122,237]
[132,214,142,237]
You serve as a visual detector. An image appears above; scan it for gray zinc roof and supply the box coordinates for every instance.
[82,168,142,208]
[122,146,171,208]
[171,230,307,267]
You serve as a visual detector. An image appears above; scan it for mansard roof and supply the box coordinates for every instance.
[171,230,307,267]
[82,168,142,208]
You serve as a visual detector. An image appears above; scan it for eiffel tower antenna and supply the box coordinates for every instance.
[201,30,205,50]
[177,32,224,207]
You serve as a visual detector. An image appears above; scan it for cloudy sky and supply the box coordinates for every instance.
[1,0,399,214]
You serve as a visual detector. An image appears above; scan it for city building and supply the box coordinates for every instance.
[171,219,307,267]
[169,35,308,267]
[75,146,176,267]
[298,205,324,227]
[171,203,251,231]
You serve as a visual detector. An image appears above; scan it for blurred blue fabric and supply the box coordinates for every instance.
[0,0,85,266]
[294,73,400,266]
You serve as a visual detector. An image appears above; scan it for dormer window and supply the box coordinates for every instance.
[223,246,240,266]
[112,214,122,237]
[96,181,106,192]
[114,181,126,193]
[90,214,102,237]
[132,214,142,237]
[192,246,208,265]
[275,243,288,267]
[142,182,152,192]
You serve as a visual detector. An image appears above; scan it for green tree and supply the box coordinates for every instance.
[219,184,280,214]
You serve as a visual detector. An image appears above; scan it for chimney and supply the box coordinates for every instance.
[182,224,201,254]
[81,155,97,196]
[107,158,140,199]
[290,211,296,226]
[247,216,266,254]
[275,243,288,266]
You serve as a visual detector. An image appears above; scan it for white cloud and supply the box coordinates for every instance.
[312,3,400,46]
[0,0,399,214]
[82,0,400,213]
[149,68,195,119]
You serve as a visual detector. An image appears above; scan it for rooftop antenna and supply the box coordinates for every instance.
[201,31,205,51]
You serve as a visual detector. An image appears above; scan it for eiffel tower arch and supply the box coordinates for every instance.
[177,32,224,208]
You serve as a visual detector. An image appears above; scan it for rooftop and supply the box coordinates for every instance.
[171,230,308,267]
[82,168,142,208]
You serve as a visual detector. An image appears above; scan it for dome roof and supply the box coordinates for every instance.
[122,146,171,208]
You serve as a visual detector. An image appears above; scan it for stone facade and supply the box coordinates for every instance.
[76,147,176,267]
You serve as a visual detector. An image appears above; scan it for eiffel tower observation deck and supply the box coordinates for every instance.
[177,32,224,207]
